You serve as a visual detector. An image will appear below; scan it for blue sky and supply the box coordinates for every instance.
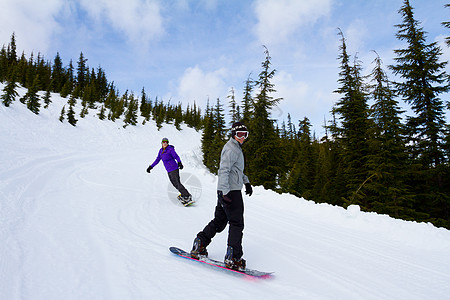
[1,0,449,135]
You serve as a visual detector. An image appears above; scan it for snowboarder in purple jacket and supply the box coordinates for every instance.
[147,138,192,204]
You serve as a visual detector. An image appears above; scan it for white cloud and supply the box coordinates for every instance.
[200,0,219,12]
[175,65,228,106]
[272,69,340,135]
[436,34,450,63]
[273,71,308,118]
[0,0,164,54]
[253,0,331,45]
[78,0,164,47]
[172,0,218,13]
[0,0,63,53]
[345,19,368,55]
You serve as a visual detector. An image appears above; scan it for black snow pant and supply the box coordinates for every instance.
[168,169,190,198]
[197,190,244,259]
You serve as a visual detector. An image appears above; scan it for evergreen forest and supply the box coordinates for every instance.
[2,0,450,229]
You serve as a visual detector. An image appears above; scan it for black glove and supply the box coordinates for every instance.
[178,161,184,170]
[218,191,232,206]
[245,183,253,196]
[146,165,153,173]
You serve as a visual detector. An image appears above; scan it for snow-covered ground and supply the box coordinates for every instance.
[1,84,450,299]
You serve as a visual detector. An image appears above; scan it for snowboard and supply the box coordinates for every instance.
[169,247,273,279]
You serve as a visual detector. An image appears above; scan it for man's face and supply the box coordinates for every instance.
[234,131,248,144]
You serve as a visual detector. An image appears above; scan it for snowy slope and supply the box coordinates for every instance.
[1,84,450,300]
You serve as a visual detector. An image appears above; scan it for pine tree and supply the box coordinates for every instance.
[201,100,215,170]
[24,52,35,89]
[82,80,97,109]
[0,46,8,82]
[123,93,138,127]
[95,66,108,101]
[245,46,283,189]
[184,104,193,127]
[442,4,450,46]
[60,80,72,98]
[390,0,449,168]
[51,52,64,92]
[1,72,19,107]
[174,103,183,130]
[111,96,125,122]
[73,52,88,98]
[283,118,316,198]
[153,98,165,130]
[80,101,88,118]
[59,105,66,122]
[279,120,287,139]
[164,100,175,124]
[286,113,296,139]
[324,112,347,206]
[67,60,74,85]
[228,87,240,126]
[35,53,50,91]
[60,60,74,98]
[193,102,203,130]
[43,88,51,108]
[365,52,412,217]
[332,30,372,207]
[98,105,106,120]
[297,118,316,199]
[105,87,118,115]
[390,0,450,225]
[276,120,289,192]
[209,98,227,174]
[278,114,301,193]
[7,33,17,77]
[67,94,78,126]
[312,137,333,203]
[241,74,254,125]
[15,52,27,87]
[287,115,298,163]
[24,75,41,114]
[140,87,151,123]
[200,97,227,174]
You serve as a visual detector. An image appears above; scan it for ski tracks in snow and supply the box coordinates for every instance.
[0,148,122,299]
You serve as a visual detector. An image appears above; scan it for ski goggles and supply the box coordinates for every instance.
[235,131,249,139]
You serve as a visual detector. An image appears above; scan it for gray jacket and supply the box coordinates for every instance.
[217,137,250,195]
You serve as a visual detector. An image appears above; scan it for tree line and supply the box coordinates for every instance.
[0,36,203,130]
[1,0,449,229]
[202,0,450,229]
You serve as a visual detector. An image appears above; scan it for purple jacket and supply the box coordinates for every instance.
[150,145,181,173]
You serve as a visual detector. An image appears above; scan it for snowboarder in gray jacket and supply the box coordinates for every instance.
[190,122,253,270]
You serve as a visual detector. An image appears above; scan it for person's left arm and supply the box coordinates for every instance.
[244,174,252,196]
[243,174,250,184]
[170,147,184,169]
[170,147,181,163]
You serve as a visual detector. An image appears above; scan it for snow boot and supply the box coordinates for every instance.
[182,195,194,206]
[190,237,208,259]
[224,246,246,271]
[177,194,193,206]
